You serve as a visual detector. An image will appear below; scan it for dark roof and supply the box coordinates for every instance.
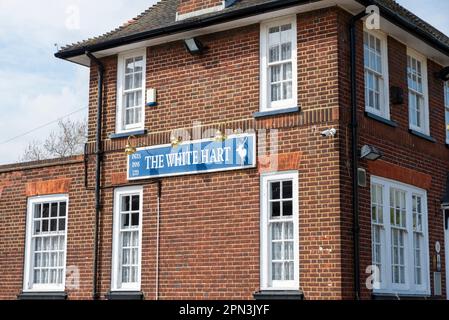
[56,0,449,59]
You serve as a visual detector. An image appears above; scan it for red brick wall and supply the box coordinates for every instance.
[0,157,96,300]
[177,0,223,16]
[84,7,347,300]
[337,10,449,299]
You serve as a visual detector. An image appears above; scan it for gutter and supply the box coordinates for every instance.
[86,51,105,300]
[55,0,315,60]
[349,9,368,301]
[355,0,449,56]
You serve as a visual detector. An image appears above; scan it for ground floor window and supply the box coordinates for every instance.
[24,195,68,292]
[370,176,430,295]
[260,171,299,290]
[111,186,143,291]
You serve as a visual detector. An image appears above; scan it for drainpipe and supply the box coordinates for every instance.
[349,10,367,301]
[156,180,162,300]
[86,51,104,300]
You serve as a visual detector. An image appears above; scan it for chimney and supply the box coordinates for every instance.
[176,0,226,20]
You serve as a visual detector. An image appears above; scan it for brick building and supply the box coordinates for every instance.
[1,0,449,300]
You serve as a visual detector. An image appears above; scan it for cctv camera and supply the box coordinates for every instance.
[321,128,337,137]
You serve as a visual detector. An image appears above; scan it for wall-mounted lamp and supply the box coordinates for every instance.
[214,129,228,142]
[125,135,137,156]
[184,38,205,55]
[360,145,382,161]
[170,135,182,148]
[437,66,449,82]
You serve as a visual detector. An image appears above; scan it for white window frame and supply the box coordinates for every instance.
[407,48,430,135]
[116,48,146,134]
[444,81,449,144]
[370,176,430,296]
[23,194,69,293]
[260,16,298,112]
[111,186,143,292]
[363,28,390,119]
[260,171,299,291]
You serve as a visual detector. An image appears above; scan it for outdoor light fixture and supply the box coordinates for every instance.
[214,129,228,142]
[170,135,182,148]
[184,38,205,55]
[125,135,137,156]
[437,66,449,81]
[360,145,382,161]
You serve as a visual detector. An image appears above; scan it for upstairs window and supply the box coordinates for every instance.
[445,81,449,143]
[364,30,390,119]
[260,17,297,112]
[24,195,68,292]
[407,49,429,135]
[116,49,146,133]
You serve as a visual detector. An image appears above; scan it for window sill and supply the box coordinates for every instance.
[365,112,398,128]
[105,291,144,300]
[253,290,304,300]
[253,107,300,119]
[18,291,68,300]
[109,129,147,140]
[372,293,431,300]
[409,129,436,143]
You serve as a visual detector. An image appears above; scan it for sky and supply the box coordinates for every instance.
[0,0,448,165]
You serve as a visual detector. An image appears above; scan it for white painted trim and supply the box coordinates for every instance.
[127,133,257,181]
[444,82,449,144]
[363,28,391,120]
[23,194,69,293]
[116,48,147,135]
[176,1,225,21]
[407,47,430,136]
[111,186,143,292]
[260,171,299,291]
[260,16,298,113]
[443,207,449,300]
[370,176,430,296]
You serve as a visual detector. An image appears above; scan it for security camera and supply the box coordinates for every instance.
[321,128,337,137]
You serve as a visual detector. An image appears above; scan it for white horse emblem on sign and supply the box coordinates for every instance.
[236,137,248,165]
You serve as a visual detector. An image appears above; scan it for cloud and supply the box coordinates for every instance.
[0,0,157,165]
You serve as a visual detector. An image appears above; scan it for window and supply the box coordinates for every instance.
[260,17,297,112]
[260,172,299,290]
[116,49,146,133]
[407,49,429,134]
[111,186,143,291]
[23,195,68,292]
[370,177,429,295]
[445,81,449,143]
[364,30,390,118]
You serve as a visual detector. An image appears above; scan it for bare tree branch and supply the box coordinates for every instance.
[20,119,87,162]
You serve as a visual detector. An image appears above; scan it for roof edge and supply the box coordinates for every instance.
[0,155,84,174]
[55,0,310,60]
[356,0,449,57]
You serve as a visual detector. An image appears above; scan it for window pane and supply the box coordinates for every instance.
[283,181,293,199]
[134,57,143,72]
[131,213,139,227]
[271,202,281,218]
[59,202,66,217]
[281,43,291,60]
[272,263,282,280]
[271,83,281,102]
[282,201,292,216]
[270,65,281,83]
[272,223,282,240]
[132,195,140,211]
[122,196,130,212]
[34,204,42,218]
[270,182,281,200]
[272,243,282,260]
[125,58,134,73]
[42,203,49,218]
[58,219,66,232]
[269,46,279,63]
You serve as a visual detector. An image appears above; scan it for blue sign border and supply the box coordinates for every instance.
[127,133,257,180]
